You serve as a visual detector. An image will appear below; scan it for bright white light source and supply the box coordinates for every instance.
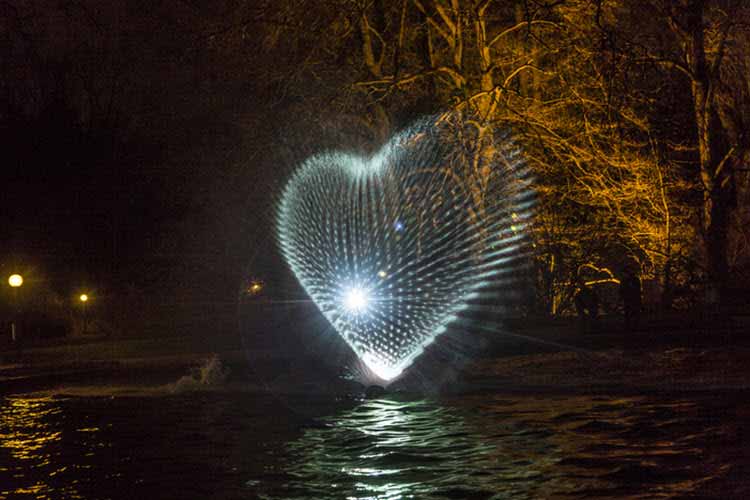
[343,287,369,313]
[362,352,404,381]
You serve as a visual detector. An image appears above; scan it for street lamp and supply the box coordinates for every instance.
[245,280,264,297]
[79,293,89,335]
[7,274,23,348]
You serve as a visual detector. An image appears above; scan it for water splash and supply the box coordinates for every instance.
[171,354,230,393]
[278,114,534,383]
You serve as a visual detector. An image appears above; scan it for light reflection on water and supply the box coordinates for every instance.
[0,392,747,499]
[267,395,746,500]
[1,399,63,461]
[0,398,84,499]
[278,398,557,499]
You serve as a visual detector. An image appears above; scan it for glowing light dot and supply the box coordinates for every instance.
[362,352,404,381]
[8,274,23,287]
[343,287,369,313]
[79,294,89,302]
[247,281,264,296]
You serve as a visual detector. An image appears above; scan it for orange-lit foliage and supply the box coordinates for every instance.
[213,0,750,311]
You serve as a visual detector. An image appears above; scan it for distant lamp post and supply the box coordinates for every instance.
[79,293,89,335]
[7,274,23,348]
[246,280,264,297]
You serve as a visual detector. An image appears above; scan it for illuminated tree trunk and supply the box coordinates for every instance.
[682,0,735,306]
[359,0,391,140]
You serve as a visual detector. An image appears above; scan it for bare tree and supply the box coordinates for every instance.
[624,0,750,306]
[206,0,750,313]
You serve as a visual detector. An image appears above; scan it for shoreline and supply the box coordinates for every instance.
[2,317,749,398]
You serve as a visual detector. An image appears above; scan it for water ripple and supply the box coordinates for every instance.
[0,392,747,499]
[262,394,747,499]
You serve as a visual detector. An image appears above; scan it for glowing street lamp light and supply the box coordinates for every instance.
[245,280,264,297]
[7,274,23,349]
[79,293,90,335]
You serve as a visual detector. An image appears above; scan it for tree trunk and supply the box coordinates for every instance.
[684,0,733,307]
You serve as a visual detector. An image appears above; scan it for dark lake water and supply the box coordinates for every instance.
[1,389,748,499]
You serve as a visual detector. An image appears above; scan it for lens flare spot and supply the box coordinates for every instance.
[343,287,369,313]
[362,352,404,381]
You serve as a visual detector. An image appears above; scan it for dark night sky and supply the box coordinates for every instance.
[0,1,285,306]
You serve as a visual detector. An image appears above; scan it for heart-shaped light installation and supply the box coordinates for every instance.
[278,116,533,382]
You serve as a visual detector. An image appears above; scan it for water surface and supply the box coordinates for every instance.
[1,390,747,499]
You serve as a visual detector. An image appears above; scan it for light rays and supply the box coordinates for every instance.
[277,115,534,383]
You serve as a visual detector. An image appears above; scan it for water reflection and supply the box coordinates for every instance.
[0,397,83,499]
[1,398,62,460]
[264,394,745,500]
[0,392,745,499]
[278,397,559,499]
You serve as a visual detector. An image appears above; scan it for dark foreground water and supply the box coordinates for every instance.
[1,390,748,499]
